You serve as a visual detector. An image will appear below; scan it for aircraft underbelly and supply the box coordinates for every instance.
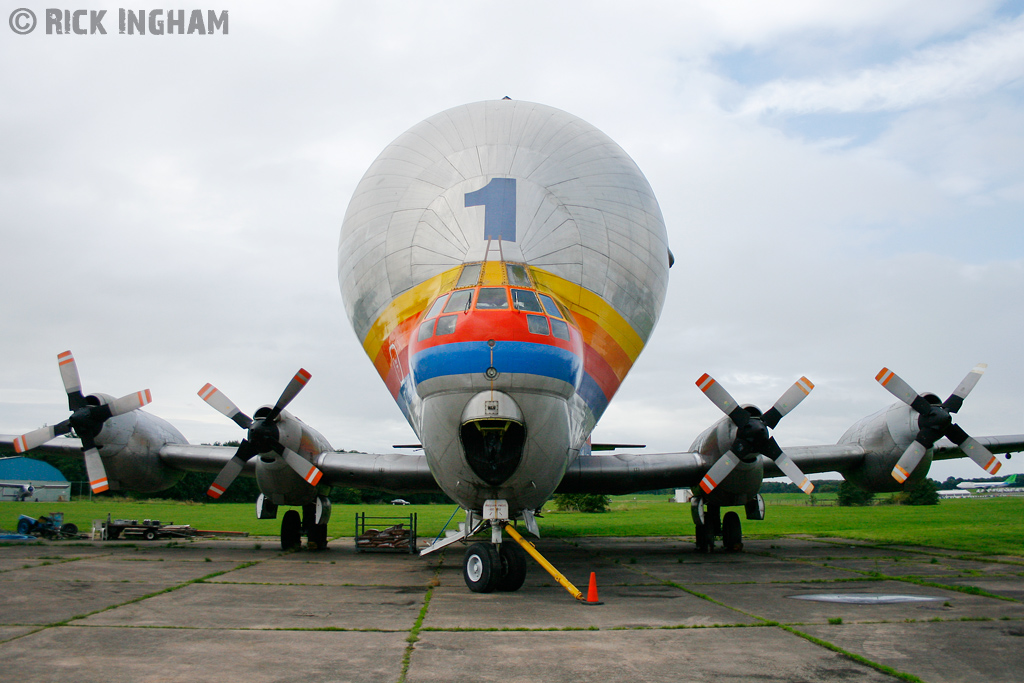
[419,381,577,511]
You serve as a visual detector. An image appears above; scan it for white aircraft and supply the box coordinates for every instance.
[0,482,69,501]
[4,100,1023,594]
[956,474,1023,490]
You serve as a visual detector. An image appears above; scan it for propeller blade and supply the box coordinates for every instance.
[13,420,72,453]
[696,374,749,427]
[762,377,814,429]
[83,447,110,493]
[58,350,87,410]
[773,450,814,494]
[198,383,252,429]
[280,447,323,487]
[875,367,920,406]
[943,363,986,413]
[107,389,153,417]
[698,450,740,495]
[269,369,312,419]
[206,440,259,499]
[876,367,932,414]
[958,435,1002,476]
[890,441,927,484]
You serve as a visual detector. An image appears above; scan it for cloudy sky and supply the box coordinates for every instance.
[2,1,1022,482]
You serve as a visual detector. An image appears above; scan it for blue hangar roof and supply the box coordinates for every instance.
[0,457,68,482]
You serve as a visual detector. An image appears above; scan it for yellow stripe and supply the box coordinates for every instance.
[360,266,463,361]
[530,267,646,363]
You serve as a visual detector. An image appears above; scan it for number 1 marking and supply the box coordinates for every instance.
[465,177,516,242]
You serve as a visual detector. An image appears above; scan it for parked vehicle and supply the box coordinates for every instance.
[16,512,79,539]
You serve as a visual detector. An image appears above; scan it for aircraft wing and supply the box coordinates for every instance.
[1,435,83,456]
[557,434,1024,495]
[931,434,1024,461]
[2,435,440,495]
[314,451,440,493]
[159,445,440,493]
[556,444,867,495]
[557,451,707,494]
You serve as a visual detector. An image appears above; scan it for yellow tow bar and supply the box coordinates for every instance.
[503,522,583,601]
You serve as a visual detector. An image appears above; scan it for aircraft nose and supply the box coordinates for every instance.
[460,391,526,486]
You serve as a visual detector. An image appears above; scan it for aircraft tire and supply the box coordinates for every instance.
[495,542,527,592]
[695,522,713,553]
[281,510,302,550]
[308,523,328,551]
[722,511,742,552]
[463,542,499,593]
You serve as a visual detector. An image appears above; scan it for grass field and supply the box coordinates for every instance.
[3,495,1022,556]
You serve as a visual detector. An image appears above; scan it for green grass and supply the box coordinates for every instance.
[3,496,1022,557]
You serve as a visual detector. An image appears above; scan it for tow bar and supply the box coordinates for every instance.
[502,522,583,601]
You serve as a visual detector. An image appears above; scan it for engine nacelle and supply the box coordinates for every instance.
[837,401,931,492]
[92,395,189,492]
[253,408,333,507]
[688,411,764,506]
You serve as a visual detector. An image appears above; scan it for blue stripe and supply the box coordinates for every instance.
[577,373,610,420]
[410,341,610,418]
[411,341,581,385]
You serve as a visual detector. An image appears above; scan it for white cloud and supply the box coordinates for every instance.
[741,13,1024,114]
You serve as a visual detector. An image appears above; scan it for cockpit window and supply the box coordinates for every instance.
[475,287,509,310]
[424,295,448,320]
[527,314,549,335]
[506,263,531,287]
[443,289,472,314]
[456,264,482,288]
[417,320,434,342]
[538,293,562,319]
[435,315,457,336]
[550,318,570,341]
[511,289,543,313]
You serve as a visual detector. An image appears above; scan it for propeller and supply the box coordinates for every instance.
[875,364,1000,483]
[695,373,816,495]
[13,350,152,494]
[198,368,322,499]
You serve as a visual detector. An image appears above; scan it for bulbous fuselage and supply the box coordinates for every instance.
[338,100,671,512]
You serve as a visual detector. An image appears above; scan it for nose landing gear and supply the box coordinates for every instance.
[463,541,528,593]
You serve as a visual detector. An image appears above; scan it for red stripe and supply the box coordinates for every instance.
[583,343,621,401]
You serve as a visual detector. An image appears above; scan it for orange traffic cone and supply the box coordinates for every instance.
[582,571,603,605]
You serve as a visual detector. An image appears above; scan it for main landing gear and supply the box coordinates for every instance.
[692,495,764,553]
[259,494,331,551]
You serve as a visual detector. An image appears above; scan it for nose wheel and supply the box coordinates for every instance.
[463,541,527,593]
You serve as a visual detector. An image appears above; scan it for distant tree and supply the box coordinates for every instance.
[904,478,939,506]
[837,480,875,507]
[760,481,802,494]
[551,493,610,513]
[812,480,842,494]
